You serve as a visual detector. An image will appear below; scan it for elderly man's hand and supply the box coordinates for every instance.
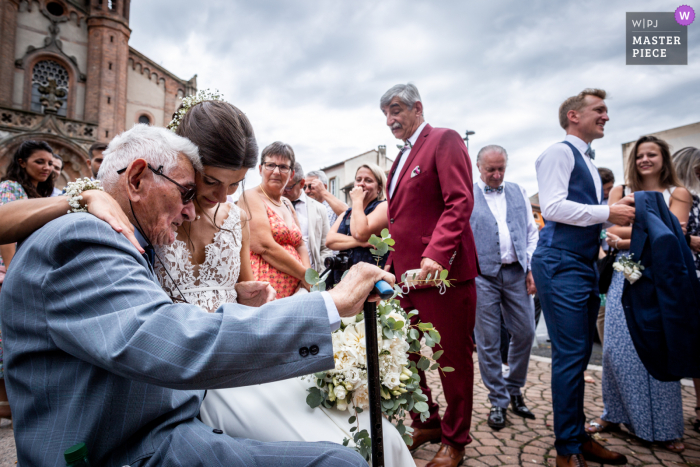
[328,262,395,318]
[82,190,143,253]
[418,257,444,285]
[235,281,276,307]
[307,178,329,198]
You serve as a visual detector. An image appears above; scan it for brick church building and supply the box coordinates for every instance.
[0,0,196,187]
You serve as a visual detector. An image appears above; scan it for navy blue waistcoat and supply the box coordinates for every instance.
[537,141,604,263]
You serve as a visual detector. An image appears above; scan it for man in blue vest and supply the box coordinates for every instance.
[470,145,539,431]
[531,89,635,467]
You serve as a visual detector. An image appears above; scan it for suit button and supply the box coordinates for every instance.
[213,429,223,434]
[310,345,319,355]
[299,347,310,357]
[390,218,394,224]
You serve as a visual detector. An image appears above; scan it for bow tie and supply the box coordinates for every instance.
[396,140,413,151]
[585,145,596,160]
[484,185,504,194]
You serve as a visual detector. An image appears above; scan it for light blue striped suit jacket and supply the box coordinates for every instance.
[0,214,356,467]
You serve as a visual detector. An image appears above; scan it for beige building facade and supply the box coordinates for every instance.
[321,145,393,202]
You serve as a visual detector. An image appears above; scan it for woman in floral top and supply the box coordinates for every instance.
[672,146,700,433]
[0,140,55,421]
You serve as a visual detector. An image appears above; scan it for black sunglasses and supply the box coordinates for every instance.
[117,164,197,204]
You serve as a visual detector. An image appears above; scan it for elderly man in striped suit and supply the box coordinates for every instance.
[0,125,390,467]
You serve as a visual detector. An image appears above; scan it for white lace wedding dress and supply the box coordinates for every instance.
[155,203,415,467]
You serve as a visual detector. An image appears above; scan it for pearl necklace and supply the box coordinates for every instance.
[259,185,283,207]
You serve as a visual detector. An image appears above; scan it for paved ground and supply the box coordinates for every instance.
[1,354,699,466]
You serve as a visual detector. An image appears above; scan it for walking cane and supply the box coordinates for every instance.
[320,256,394,466]
[366,280,394,467]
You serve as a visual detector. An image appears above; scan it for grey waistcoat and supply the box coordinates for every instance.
[470,181,529,277]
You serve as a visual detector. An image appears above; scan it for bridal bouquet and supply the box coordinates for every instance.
[613,253,644,284]
[304,230,452,459]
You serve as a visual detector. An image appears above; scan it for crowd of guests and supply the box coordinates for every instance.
[0,83,699,467]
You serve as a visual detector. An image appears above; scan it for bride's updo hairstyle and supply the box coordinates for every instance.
[174,100,258,171]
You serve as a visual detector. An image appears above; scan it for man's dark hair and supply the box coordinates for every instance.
[597,167,615,185]
[1,140,55,198]
[89,142,108,160]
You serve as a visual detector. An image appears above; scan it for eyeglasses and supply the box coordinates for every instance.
[262,162,291,174]
[284,179,302,191]
[117,164,197,204]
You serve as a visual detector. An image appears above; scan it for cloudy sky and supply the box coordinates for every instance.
[129,1,700,196]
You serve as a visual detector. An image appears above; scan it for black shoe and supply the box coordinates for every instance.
[487,406,507,430]
[510,395,536,420]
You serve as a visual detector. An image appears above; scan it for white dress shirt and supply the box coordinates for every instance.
[536,134,610,226]
[389,121,428,198]
[293,192,310,255]
[476,179,539,268]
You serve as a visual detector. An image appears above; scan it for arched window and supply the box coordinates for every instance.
[138,114,151,125]
[31,60,70,117]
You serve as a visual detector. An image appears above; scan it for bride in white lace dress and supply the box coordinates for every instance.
[153,99,415,466]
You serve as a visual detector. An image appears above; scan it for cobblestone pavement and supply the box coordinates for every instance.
[411,356,700,467]
[1,356,699,466]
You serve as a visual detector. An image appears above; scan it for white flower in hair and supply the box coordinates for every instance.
[167,89,225,132]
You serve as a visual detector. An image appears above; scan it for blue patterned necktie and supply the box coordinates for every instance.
[484,185,504,194]
[585,145,596,160]
[143,245,155,266]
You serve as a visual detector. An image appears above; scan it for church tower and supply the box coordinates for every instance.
[85,0,131,142]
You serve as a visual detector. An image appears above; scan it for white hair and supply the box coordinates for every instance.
[306,170,329,186]
[476,145,508,164]
[99,124,202,192]
[380,83,422,111]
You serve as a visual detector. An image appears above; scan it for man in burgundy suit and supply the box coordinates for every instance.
[381,83,479,467]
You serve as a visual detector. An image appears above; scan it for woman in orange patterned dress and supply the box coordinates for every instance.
[243,142,311,298]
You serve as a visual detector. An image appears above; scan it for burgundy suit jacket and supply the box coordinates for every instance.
[386,124,479,283]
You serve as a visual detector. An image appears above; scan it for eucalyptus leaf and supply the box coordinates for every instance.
[442,366,455,373]
[440,269,449,280]
[368,235,380,246]
[402,433,413,446]
[304,268,320,285]
[429,329,441,344]
[432,350,444,360]
[424,334,434,347]
[414,401,429,412]
[381,228,390,238]
[348,416,356,424]
[417,356,430,371]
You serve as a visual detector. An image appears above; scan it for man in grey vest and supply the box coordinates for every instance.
[470,145,539,430]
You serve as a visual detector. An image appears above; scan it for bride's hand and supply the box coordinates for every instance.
[235,281,276,307]
[82,190,143,253]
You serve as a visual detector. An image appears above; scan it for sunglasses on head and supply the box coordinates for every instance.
[117,164,197,204]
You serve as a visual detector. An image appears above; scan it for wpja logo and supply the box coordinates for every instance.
[626,8,691,65]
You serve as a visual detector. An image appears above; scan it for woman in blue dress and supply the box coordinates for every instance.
[586,136,692,453]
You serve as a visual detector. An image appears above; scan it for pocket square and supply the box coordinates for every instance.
[411,166,421,178]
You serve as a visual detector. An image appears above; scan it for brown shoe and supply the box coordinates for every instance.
[556,454,587,467]
[581,439,628,465]
[426,443,465,467]
[409,426,442,452]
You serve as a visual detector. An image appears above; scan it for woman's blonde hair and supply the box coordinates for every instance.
[672,147,700,195]
[356,163,387,201]
[625,135,682,192]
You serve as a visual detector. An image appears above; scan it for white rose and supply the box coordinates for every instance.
[383,372,401,389]
[352,384,370,410]
[624,266,633,276]
[334,384,348,400]
[613,263,624,272]
[341,317,357,327]
[334,350,357,370]
[343,323,367,362]
[344,367,363,389]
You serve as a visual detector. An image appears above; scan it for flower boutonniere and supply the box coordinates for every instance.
[411,166,421,178]
[613,253,644,284]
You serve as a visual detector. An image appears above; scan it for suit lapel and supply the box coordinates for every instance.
[392,124,432,197]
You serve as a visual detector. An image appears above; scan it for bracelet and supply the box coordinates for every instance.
[65,178,104,213]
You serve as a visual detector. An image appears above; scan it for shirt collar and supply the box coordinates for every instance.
[406,121,428,147]
[564,135,591,158]
[294,191,307,205]
[133,226,149,249]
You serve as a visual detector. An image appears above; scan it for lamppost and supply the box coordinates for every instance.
[463,130,475,151]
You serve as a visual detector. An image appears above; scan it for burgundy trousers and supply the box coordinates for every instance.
[400,279,476,449]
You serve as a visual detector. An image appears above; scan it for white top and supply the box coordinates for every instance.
[292,192,311,265]
[389,121,428,198]
[476,179,539,268]
[536,134,609,226]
